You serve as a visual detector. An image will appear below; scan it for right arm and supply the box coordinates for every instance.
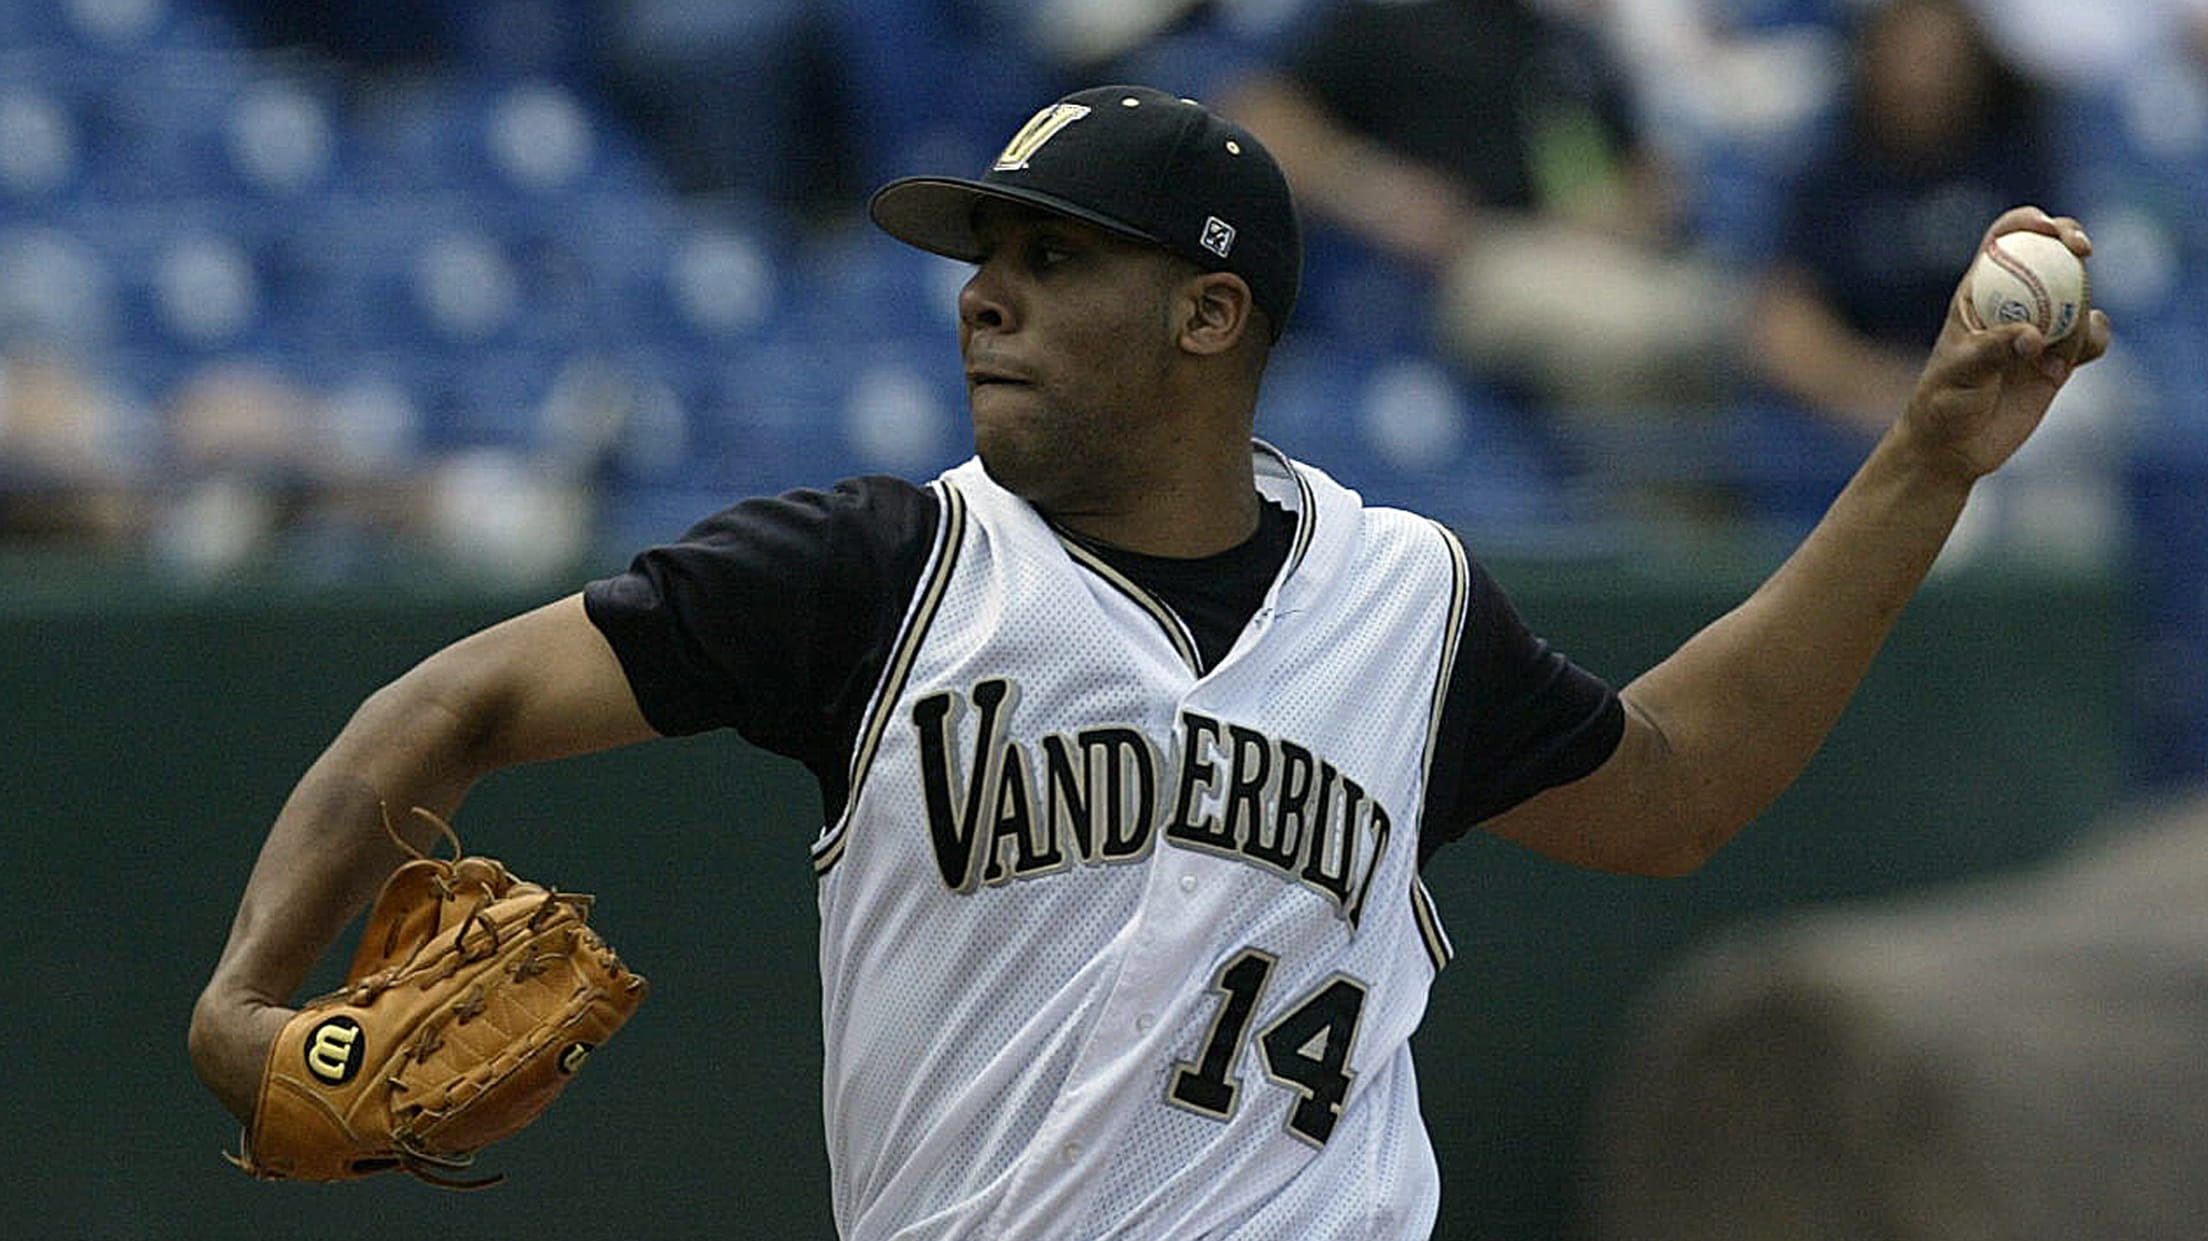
[188,593,657,1123]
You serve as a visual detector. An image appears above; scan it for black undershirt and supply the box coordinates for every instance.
[1058,499,1297,674]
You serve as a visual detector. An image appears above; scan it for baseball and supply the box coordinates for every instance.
[1969,230,2089,343]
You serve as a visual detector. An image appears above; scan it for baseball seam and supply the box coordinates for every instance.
[1983,237,2053,331]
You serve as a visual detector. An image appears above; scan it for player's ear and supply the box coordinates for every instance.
[1176,271,1255,359]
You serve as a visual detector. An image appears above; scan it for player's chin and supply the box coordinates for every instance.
[968,386,1043,454]
[973,421,1074,508]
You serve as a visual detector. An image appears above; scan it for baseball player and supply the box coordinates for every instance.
[191,85,2109,1238]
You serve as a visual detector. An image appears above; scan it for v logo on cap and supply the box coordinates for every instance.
[993,103,1094,172]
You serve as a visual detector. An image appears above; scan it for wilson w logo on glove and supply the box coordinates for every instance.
[227,809,647,1188]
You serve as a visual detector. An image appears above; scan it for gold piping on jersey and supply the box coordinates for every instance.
[1253,439,1317,578]
[1410,876,1453,971]
[1052,533,1208,677]
[812,479,970,877]
[1417,521,1471,791]
[1408,519,1471,973]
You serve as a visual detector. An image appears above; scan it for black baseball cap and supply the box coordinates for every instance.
[869,85,1302,338]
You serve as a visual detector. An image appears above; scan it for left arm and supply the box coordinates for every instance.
[1484,207,2112,876]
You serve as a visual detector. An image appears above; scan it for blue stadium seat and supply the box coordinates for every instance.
[835,350,965,478]
[1717,397,1873,532]
[574,200,788,349]
[1263,344,1576,544]
[282,348,431,471]
[587,347,713,485]
[699,335,853,487]
[1289,232,1439,358]
[81,51,252,201]
[791,229,966,346]
[0,219,121,349]
[823,0,1060,187]
[0,72,90,202]
[50,0,242,52]
[651,220,785,343]
[349,74,659,201]
[409,344,570,453]
[704,327,966,491]
[220,67,345,200]
[147,228,272,352]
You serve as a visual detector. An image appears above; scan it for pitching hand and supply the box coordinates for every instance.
[1900,206,2113,480]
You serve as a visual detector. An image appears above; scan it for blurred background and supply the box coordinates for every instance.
[3,0,2204,1236]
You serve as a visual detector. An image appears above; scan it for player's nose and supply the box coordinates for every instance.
[958,265,1013,335]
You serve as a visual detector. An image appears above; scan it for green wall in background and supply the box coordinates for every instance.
[0,557,2125,1239]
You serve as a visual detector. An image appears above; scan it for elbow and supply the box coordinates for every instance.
[189,982,286,1125]
[186,986,239,1105]
[350,655,506,785]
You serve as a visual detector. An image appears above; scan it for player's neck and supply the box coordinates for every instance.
[1046,463,1261,559]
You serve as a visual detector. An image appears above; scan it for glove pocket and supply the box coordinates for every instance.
[394,920,647,1160]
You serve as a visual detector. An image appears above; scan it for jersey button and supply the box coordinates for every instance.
[1136,1012,1155,1032]
[1178,874,1197,894]
[1059,1141,1083,1165]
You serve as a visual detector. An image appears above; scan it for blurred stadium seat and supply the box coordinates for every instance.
[0,222,117,349]
[1260,343,1581,549]
[0,76,88,201]
[223,70,341,197]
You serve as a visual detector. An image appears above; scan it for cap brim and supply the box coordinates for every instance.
[869,176,1166,263]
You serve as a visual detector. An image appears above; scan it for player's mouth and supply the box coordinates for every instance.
[966,367,1031,390]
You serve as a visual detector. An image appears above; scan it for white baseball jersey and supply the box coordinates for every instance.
[808,447,1467,1240]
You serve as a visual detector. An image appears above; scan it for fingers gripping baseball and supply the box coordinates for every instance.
[1905,207,2113,479]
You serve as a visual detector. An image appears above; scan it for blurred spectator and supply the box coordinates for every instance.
[151,355,597,583]
[1221,0,1737,416]
[1962,0,2208,91]
[1743,0,2060,437]
[155,359,335,576]
[1557,0,1852,166]
[0,342,146,544]
[976,0,1211,74]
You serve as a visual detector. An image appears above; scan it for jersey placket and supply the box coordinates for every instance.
[980,785,1253,1239]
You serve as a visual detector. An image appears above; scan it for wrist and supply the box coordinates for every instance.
[1879,409,1990,495]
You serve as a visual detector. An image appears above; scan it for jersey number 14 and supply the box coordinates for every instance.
[1167,948,1369,1147]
